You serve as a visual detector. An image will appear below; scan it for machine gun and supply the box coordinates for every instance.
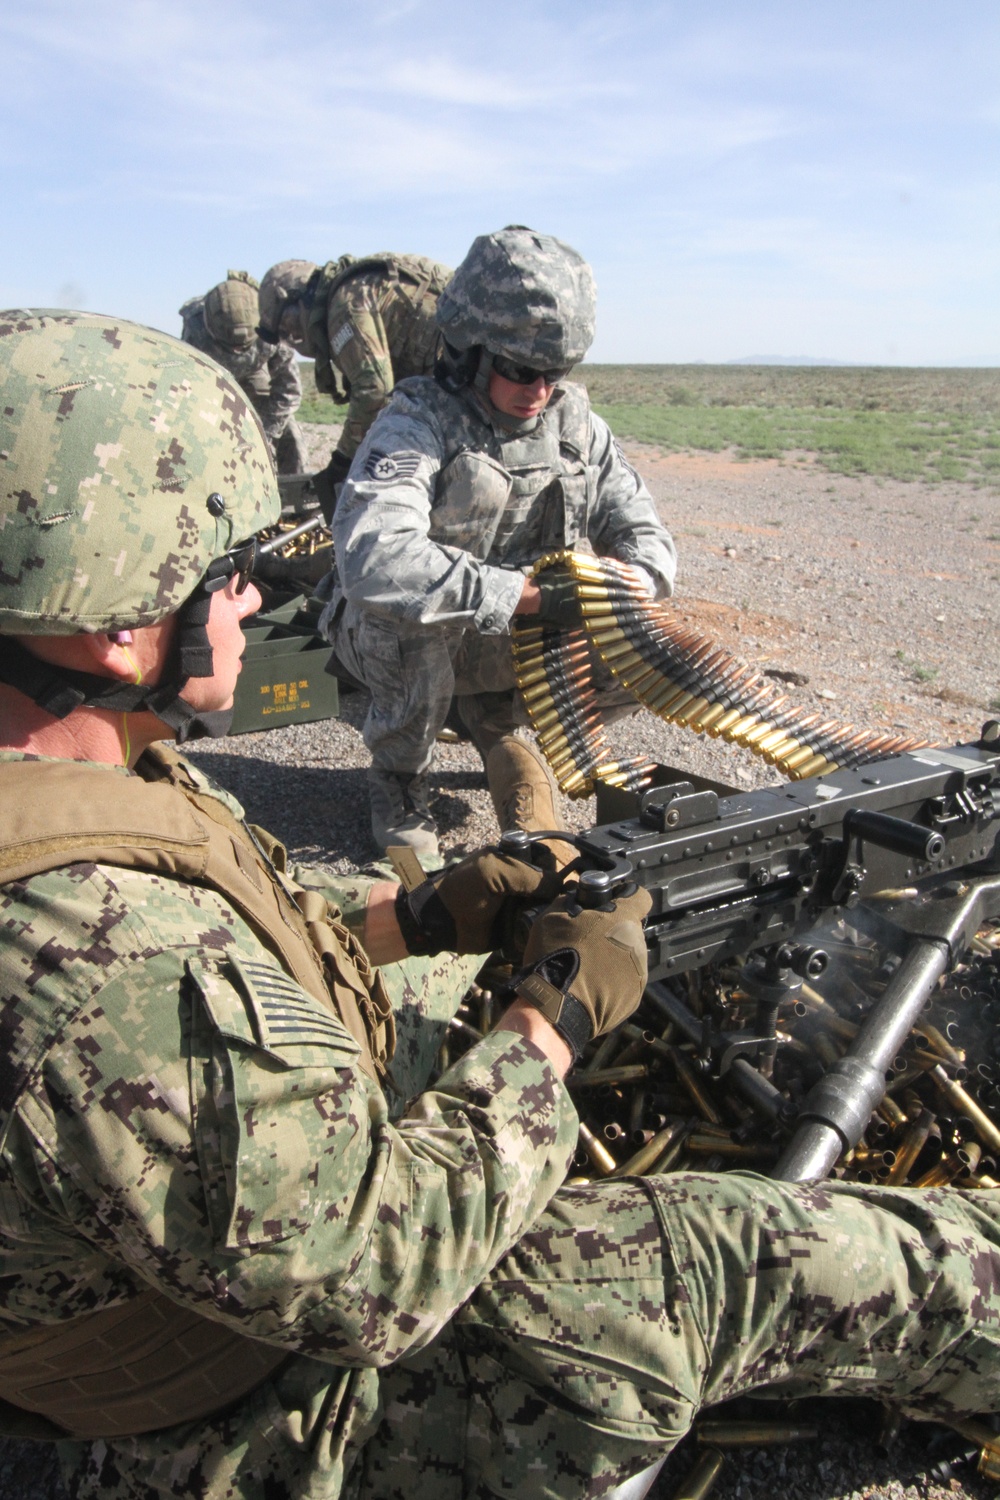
[500,726,1000,1183]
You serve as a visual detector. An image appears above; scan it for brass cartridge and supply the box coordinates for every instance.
[696,1421,819,1448]
[668,1446,725,1500]
[577,1121,616,1176]
[931,1064,1000,1154]
[612,1119,690,1178]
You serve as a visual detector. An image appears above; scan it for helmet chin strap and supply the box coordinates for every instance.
[0,584,235,743]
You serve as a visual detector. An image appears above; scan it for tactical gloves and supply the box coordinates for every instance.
[515,884,652,1059]
[396,848,652,1064]
[396,848,563,957]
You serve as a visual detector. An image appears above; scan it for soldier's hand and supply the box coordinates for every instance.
[396,849,564,956]
[514,883,652,1060]
[535,573,583,628]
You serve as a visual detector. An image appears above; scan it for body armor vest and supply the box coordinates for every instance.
[423,379,596,569]
[307,253,451,401]
[0,747,395,1439]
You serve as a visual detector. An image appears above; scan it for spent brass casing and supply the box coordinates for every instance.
[668,1446,725,1500]
[577,1121,616,1176]
[670,1048,722,1125]
[921,1022,965,1069]
[612,1119,689,1178]
[696,1422,819,1448]
[570,1064,651,1088]
[799,984,858,1041]
[685,1134,777,1162]
[931,1064,1000,1154]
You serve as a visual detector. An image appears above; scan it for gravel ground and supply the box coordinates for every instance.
[3,435,998,1500]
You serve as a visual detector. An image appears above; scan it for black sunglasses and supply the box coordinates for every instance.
[492,354,573,386]
[203,538,258,595]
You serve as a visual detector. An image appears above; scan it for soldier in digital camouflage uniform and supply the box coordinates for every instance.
[181,270,309,474]
[318,227,678,859]
[257,253,452,515]
[1,310,1000,1500]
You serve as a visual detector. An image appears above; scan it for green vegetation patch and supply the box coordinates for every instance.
[590,402,1000,484]
[297,359,1000,485]
[580,364,1000,485]
[298,363,342,424]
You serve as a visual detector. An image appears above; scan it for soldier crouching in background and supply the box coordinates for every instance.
[1,309,999,1500]
[257,250,453,517]
[319,226,677,860]
[180,269,309,474]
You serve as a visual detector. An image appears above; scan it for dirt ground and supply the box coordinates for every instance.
[2,437,998,1500]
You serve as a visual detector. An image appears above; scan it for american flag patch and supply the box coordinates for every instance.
[229,955,358,1054]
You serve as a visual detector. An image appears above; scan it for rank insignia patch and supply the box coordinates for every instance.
[363,450,422,483]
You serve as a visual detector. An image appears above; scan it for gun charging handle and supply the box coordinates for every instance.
[844,809,946,864]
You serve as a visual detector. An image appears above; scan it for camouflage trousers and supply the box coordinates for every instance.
[62,1173,1000,1499]
[274,418,310,477]
[329,605,637,774]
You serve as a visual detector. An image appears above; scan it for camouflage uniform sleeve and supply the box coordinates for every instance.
[327,281,397,462]
[259,343,302,443]
[333,389,526,633]
[586,411,677,597]
[2,867,576,1368]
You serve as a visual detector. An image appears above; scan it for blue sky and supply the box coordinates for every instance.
[2,0,997,364]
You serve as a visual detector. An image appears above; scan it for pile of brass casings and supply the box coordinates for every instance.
[256,513,332,590]
[443,922,1000,1496]
[512,552,938,798]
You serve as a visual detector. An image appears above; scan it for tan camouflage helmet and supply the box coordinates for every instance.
[0,309,280,636]
[435,226,596,367]
[203,271,260,351]
[257,260,319,342]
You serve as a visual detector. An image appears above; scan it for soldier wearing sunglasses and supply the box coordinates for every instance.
[321,226,679,859]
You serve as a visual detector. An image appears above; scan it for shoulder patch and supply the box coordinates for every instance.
[233,955,359,1053]
[191,954,360,1061]
[363,450,423,483]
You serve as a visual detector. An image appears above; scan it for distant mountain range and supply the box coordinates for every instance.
[727,355,852,366]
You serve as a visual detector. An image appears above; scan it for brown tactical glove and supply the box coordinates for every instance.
[396,848,564,956]
[514,883,652,1060]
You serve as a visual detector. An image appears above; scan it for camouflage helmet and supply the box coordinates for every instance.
[258,260,319,342]
[435,226,596,366]
[0,309,280,637]
[203,270,260,351]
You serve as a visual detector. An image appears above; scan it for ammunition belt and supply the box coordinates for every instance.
[512,550,937,798]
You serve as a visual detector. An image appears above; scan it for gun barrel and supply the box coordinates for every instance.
[773,936,951,1181]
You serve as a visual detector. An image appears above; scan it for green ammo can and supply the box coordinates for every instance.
[229,592,340,734]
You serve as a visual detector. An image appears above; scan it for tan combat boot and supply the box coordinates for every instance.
[486,737,570,861]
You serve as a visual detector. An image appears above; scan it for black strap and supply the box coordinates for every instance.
[0,583,235,742]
